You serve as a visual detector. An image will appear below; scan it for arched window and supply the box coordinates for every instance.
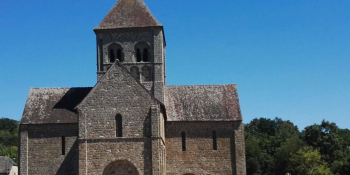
[213,131,217,150]
[108,44,123,62]
[116,114,122,137]
[142,66,151,81]
[182,132,186,151]
[130,66,140,81]
[134,42,150,62]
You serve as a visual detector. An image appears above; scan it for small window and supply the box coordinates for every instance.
[143,49,149,62]
[116,114,122,137]
[136,49,142,62]
[182,132,186,151]
[213,131,217,150]
[135,42,150,62]
[61,136,65,155]
[116,49,122,62]
[109,49,115,62]
[108,44,123,62]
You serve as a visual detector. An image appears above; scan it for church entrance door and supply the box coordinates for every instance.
[102,160,139,175]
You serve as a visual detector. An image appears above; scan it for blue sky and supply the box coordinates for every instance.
[0,0,349,130]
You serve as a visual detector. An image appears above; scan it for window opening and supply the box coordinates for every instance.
[213,131,217,150]
[135,42,150,62]
[182,132,186,151]
[143,49,149,62]
[62,136,65,155]
[116,49,122,62]
[109,49,115,62]
[136,49,142,62]
[116,114,122,137]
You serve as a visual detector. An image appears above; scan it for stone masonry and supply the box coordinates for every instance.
[19,0,246,174]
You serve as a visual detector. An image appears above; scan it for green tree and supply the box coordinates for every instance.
[275,135,304,174]
[0,118,19,163]
[302,121,343,163]
[245,117,300,175]
[289,146,333,175]
[245,137,263,175]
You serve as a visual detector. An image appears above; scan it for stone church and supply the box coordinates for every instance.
[19,0,246,174]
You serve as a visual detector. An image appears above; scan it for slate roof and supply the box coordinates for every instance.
[20,87,92,124]
[0,157,17,173]
[94,0,162,30]
[164,85,242,121]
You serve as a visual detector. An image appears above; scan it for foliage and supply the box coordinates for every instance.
[289,146,333,175]
[0,118,18,163]
[245,117,300,174]
[245,118,350,175]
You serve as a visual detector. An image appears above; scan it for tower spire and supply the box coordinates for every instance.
[94,0,162,30]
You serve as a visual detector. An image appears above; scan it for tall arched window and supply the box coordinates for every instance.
[108,44,123,62]
[182,132,186,151]
[213,131,217,150]
[142,66,151,81]
[116,114,122,137]
[135,42,150,62]
[130,66,140,81]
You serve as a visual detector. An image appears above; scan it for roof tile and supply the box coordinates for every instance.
[164,85,243,121]
[94,0,162,30]
[20,87,92,124]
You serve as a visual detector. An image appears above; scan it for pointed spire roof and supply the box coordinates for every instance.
[94,0,162,30]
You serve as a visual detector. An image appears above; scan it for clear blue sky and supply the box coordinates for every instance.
[0,0,349,130]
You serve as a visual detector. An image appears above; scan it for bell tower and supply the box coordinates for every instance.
[94,0,166,102]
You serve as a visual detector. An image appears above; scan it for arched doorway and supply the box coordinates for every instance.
[103,160,139,175]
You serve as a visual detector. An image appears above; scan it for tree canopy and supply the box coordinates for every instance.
[0,118,18,163]
[245,118,350,175]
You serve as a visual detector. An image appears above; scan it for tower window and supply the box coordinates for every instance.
[108,43,123,62]
[213,131,217,150]
[135,42,150,62]
[109,49,115,62]
[116,49,122,62]
[143,49,149,62]
[61,136,65,155]
[116,114,122,137]
[182,132,186,151]
[136,49,142,62]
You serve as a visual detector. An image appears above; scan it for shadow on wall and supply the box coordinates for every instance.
[56,139,78,175]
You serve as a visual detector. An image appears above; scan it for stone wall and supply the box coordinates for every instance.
[20,123,78,175]
[77,62,166,175]
[165,121,246,175]
[79,138,151,175]
[95,27,165,103]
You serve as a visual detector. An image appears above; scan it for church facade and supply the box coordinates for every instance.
[19,0,246,174]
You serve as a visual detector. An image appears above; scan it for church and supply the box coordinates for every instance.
[19,0,246,174]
